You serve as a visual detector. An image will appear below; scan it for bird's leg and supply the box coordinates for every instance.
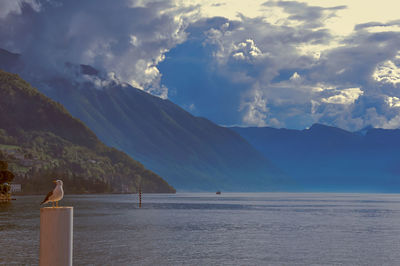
[56,201,58,208]
[52,201,54,208]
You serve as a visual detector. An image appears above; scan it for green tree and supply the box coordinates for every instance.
[0,160,8,171]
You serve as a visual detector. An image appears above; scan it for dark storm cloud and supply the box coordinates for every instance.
[0,0,198,97]
[2,0,400,130]
[311,30,400,88]
[354,20,400,31]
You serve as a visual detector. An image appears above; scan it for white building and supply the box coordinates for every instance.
[11,184,21,192]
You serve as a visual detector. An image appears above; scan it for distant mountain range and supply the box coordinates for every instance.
[0,48,290,191]
[0,70,175,194]
[232,124,400,192]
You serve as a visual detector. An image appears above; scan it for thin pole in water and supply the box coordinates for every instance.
[138,186,142,208]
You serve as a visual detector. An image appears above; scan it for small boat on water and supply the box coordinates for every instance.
[216,191,221,195]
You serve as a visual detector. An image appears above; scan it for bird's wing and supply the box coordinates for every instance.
[41,190,53,205]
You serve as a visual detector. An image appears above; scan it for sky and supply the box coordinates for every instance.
[1,0,400,130]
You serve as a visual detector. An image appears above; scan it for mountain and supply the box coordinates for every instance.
[39,78,289,191]
[0,49,291,191]
[0,70,175,194]
[232,124,400,192]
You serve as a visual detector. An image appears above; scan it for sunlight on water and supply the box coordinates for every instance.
[2,193,400,265]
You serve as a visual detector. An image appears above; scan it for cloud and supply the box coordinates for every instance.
[231,39,263,61]
[263,1,346,28]
[386,96,400,108]
[3,0,400,131]
[289,72,301,81]
[372,54,400,86]
[354,20,400,32]
[179,2,342,128]
[240,84,268,127]
[211,3,225,7]
[0,0,199,97]
[321,88,363,105]
[0,0,40,18]
[160,1,400,130]
[301,27,400,130]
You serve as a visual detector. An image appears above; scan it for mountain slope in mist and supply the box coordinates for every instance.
[0,49,291,191]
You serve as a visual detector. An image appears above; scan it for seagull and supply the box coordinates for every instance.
[41,180,64,207]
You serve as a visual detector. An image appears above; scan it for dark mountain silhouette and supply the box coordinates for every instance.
[0,70,175,194]
[232,124,400,192]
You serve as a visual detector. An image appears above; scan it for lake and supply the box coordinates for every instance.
[1,193,400,265]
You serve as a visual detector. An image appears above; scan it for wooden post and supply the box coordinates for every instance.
[40,207,73,266]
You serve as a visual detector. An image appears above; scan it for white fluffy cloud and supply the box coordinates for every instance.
[373,54,400,86]
[321,88,363,105]
[231,39,263,61]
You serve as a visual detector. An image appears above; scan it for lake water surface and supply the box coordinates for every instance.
[1,193,400,265]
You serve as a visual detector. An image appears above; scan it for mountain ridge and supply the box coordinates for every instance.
[0,49,292,191]
[0,70,175,194]
[231,124,400,192]
[40,77,290,191]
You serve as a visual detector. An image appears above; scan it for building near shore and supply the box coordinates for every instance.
[11,183,21,193]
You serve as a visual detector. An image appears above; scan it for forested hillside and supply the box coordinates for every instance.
[0,70,175,194]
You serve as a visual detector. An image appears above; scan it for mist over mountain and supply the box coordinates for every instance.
[0,49,290,191]
[232,124,400,192]
[39,76,290,191]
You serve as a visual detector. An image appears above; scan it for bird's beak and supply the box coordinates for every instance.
[53,180,57,183]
